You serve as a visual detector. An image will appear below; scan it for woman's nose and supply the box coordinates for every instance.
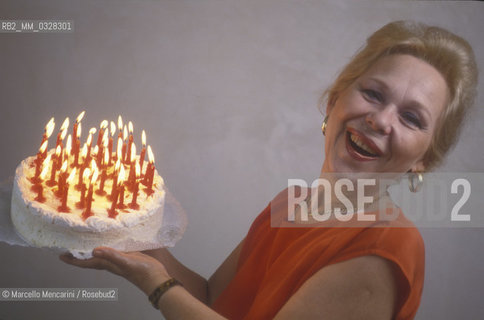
[365,106,395,135]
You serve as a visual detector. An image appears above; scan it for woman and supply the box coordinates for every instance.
[61,21,478,319]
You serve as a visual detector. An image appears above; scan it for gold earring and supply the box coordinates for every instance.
[408,172,423,193]
[321,116,329,136]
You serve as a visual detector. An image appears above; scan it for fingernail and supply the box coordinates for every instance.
[93,249,102,256]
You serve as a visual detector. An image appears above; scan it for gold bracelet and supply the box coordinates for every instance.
[148,278,182,309]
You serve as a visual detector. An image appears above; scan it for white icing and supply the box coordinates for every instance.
[10,154,165,251]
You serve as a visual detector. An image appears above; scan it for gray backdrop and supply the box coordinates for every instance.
[0,1,483,319]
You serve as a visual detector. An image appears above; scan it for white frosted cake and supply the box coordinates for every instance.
[11,155,165,252]
[10,113,165,253]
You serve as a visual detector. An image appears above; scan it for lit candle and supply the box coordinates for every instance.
[122,125,128,163]
[92,145,99,168]
[76,145,88,190]
[116,165,127,210]
[128,144,137,190]
[76,168,90,209]
[95,152,109,196]
[116,116,123,161]
[42,118,55,161]
[73,122,82,167]
[72,111,85,163]
[108,164,125,218]
[34,160,50,203]
[116,137,123,175]
[109,159,121,201]
[64,135,72,167]
[143,145,155,196]
[108,121,116,165]
[82,168,99,220]
[55,160,68,198]
[97,120,108,149]
[139,130,146,173]
[126,121,134,164]
[100,129,108,167]
[39,117,55,153]
[129,162,141,210]
[72,111,85,141]
[47,146,61,187]
[56,117,69,148]
[58,168,76,213]
[31,140,48,183]
[96,142,104,167]
[83,143,91,168]
[87,128,96,150]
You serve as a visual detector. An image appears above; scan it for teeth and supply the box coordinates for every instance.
[349,133,378,156]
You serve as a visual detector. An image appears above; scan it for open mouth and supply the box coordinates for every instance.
[346,131,380,158]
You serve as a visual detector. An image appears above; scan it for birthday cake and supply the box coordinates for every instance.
[10,113,165,253]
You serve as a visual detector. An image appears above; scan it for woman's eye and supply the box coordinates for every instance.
[362,89,382,102]
[402,111,422,128]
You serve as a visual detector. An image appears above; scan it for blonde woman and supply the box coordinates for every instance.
[62,21,478,320]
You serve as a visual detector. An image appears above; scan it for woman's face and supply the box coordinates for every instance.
[322,54,448,175]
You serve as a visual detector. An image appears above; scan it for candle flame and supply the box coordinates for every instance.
[100,120,108,130]
[147,145,155,164]
[60,117,70,139]
[67,168,77,184]
[142,130,146,146]
[39,140,48,153]
[119,165,126,184]
[40,161,50,180]
[60,160,68,173]
[92,145,99,156]
[42,154,52,169]
[102,129,109,146]
[60,127,68,140]
[110,121,116,136]
[91,159,98,173]
[66,135,72,154]
[81,144,88,159]
[86,132,93,146]
[135,161,141,178]
[55,145,61,157]
[123,125,128,141]
[76,111,86,123]
[117,115,123,131]
[89,127,97,136]
[117,137,123,159]
[128,121,133,134]
[104,147,109,164]
[77,123,82,138]
[61,117,70,131]
[115,159,121,172]
[46,118,55,138]
[83,168,91,182]
[130,144,136,163]
[91,167,99,184]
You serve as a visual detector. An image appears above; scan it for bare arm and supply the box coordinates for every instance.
[274,255,397,320]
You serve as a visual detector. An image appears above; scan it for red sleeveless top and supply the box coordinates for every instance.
[211,189,425,319]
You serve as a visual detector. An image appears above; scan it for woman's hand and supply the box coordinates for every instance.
[60,247,171,296]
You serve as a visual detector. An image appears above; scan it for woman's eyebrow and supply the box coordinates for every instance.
[366,77,432,120]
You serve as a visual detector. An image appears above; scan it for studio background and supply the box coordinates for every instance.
[0,1,483,319]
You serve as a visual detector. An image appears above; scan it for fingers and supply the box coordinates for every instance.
[59,252,124,276]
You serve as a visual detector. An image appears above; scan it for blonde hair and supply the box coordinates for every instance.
[323,21,478,171]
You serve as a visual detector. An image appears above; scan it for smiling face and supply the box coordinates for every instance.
[322,54,449,175]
